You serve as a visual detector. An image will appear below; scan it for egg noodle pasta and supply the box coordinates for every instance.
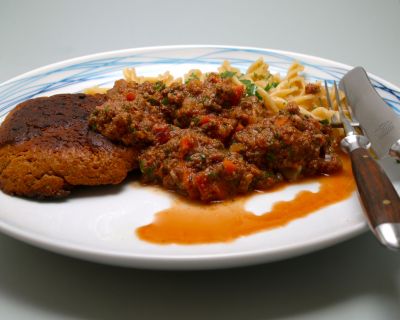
[84,58,344,123]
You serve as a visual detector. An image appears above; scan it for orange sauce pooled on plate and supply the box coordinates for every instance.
[136,156,355,244]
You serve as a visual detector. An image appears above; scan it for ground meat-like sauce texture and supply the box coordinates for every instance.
[89,74,343,201]
[232,103,341,180]
[139,129,278,202]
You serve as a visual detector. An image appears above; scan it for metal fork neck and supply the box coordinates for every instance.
[340,135,370,153]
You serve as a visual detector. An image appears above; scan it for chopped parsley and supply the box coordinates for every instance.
[129,126,136,134]
[240,79,262,100]
[161,97,169,105]
[264,82,279,91]
[185,72,199,83]
[319,119,330,125]
[154,81,166,91]
[287,146,294,158]
[201,96,210,105]
[207,172,219,180]
[122,104,131,111]
[139,160,155,177]
[148,98,159,105]
[240,80,256,95]
[265,152,276,162]
[220,71,237,79]
[262,171,274,178]
[192,117,200,126]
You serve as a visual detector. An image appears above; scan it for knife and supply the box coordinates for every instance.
[338,68,400,250]
[339,67,400,159]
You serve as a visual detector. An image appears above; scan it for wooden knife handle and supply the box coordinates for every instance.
[350,148,400,227]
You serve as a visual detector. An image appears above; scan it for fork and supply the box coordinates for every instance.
[325,80,400,250]
[324,81,359,128]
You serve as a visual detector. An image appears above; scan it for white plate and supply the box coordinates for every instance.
[1,45,399,270]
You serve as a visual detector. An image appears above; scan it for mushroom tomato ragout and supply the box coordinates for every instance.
[89,71,343,202]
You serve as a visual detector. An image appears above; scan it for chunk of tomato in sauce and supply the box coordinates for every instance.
[223,159,236,174]
[179,136,194,156]
[126,92,136,101]
[231,85,244,105]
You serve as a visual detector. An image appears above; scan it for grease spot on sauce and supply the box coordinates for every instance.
[136,156,355,244]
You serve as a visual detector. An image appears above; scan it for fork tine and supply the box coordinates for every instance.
[333,81,356,135]
[324,80,334,110]
[341,84,360,127]
[324,80,340,126]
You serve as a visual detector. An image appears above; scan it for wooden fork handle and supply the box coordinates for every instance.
[350,147,400,249]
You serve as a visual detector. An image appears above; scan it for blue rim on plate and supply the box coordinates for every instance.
[1,45,399,118]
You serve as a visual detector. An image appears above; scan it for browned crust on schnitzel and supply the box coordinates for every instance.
[0,94,139,198]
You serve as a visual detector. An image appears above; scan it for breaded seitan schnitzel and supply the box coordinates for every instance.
[0,93,139,199]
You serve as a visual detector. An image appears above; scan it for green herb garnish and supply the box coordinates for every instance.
[148,98,159,105]
[265,152,276,162]
[264,82,279,91]
[220,71,237,79]
[207,172,219,180]
[129,126,136,134]
[161,97,169,105]
[240,79,258,97]
[319,119,330,125]
[139,160,146,173]
[192,117,200,126]
[263,171,274,178]
[122,104,130,111]
[287,146,294,158]
[185,72,199,84]
[239,79,263,101]
[154,81,166,91]
[139,160,155,177]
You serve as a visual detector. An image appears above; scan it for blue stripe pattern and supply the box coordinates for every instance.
[1,47,399,119]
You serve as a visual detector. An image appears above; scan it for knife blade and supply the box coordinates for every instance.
[339,67,400,159]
